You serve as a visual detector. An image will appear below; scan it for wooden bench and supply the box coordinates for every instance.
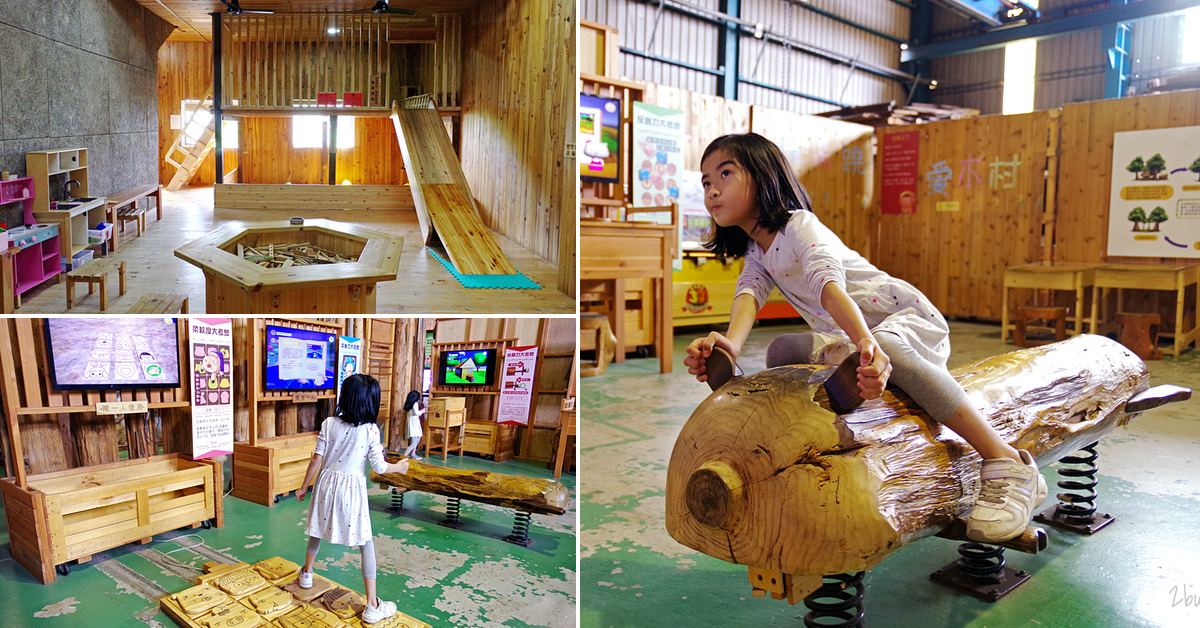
[104,184,161,252]
[127,292,189,314]
[66,258,126,311]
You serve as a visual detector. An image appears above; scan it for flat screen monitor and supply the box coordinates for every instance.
[44,318,182,391]
[579,93,620,183]
[438,349,497,386]
[265,325,338,390]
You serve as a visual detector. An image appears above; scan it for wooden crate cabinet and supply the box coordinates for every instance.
[462,421,498,457]
[232,432,320,507]
[424,397,465,460]
[1,453,221,584]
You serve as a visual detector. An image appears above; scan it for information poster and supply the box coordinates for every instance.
[496,345,539,425]
[632,101,685,208]
[190,318,233,460]
[336,336,363,402]
[881,130,921,214]
[1107,126,1200,258]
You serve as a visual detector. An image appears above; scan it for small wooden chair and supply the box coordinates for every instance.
[1014,306,1068,347]
[127,292,189,314]
[580,312,617,377]
[1115,312,1162,360]
[66,258,126,312]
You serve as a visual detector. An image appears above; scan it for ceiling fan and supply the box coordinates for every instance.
[361,1,417,15]
[217,0,275,15]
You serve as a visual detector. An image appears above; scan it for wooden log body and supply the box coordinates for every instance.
[371,454,569,516]
[666,334,1149,577]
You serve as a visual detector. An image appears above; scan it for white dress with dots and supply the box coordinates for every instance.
[305,416,389,546]
[735,210,951,367]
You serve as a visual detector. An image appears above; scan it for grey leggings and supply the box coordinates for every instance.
[307,536,377,580]
[765,330,965,422]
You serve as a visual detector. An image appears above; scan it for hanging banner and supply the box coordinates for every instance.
[190,318,233,460]
[336,336,363,402]
[632,101,685,209]
[881,130,921,214]
[1107,125,1200,259]
[496,345,539,425]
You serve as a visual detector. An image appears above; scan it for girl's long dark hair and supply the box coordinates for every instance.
[403,390,421,412]
[702,133,813,258]
[336,373,381,426]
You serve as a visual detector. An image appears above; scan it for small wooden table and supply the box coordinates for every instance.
[1091,263,1200,357]
[66,257,126,311]
[127,292,189,314]
[1001,263,1098,342]
[104,184,161,252]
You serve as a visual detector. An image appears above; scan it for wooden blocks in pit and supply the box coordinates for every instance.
[159,558,430,628]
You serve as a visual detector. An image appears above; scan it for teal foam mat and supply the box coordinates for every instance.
[428,249,541,289]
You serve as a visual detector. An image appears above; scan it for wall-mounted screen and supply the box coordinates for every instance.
[265,325,338,390]
[437,349,497,386]
[45,318,182,391]
[580,93,621,183]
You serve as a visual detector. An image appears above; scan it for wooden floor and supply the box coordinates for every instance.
[13,186,576,314]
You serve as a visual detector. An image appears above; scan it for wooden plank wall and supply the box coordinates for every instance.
[872,112,1050,320]
[235,117,407,184]
[460,0,575,296]
[157,42,236,186]
[751,105,875,259]
[640,83,752,171]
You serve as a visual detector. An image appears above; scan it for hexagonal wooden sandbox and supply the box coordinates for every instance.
[174,219,403,314]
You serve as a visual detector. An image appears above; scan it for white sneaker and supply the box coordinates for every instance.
[298,569,313,589]
[411,455,421,461]
[966,449,1048,543]
[362,599,397,624]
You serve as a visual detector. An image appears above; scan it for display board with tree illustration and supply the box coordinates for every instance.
[1108,126,1200,258]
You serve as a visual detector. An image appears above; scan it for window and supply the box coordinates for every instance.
[291,116,356,149]
[1002,1,1038,115]
[1184,6,1200,65]
[178,100,237,149]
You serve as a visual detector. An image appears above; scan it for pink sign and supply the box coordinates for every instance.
[881,130,920,215]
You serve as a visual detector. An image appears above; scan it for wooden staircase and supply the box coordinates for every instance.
[164,91,217,191]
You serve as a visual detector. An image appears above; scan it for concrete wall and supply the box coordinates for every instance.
[0,0,172,228]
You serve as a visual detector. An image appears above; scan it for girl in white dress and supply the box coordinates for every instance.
[402,391,425,460]
[683,133,1046,543]
[296,374,410,624]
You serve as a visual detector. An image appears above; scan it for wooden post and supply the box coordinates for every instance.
[667,335,1154,578]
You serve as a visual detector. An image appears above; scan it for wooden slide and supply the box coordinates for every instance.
[391,96,517,275]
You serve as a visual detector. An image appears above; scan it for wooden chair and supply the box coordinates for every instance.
[1014,306,1067,348]
[554,401,576,478]
[580,312,617,377]
[1115,312,1162,360]
[66,258,126,312]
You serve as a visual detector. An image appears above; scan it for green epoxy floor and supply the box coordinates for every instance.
[0,454,576,627]
[580,321,1200,628]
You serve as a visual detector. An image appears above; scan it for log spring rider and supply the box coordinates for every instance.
[666,335,1190,624]
[372,454,570,547]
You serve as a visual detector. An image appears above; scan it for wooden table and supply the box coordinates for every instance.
[1001,263,1098,342]
[174,219,403,314]
[1091,263,1200,357]
[580,218,676,373]
[104,184,161,252]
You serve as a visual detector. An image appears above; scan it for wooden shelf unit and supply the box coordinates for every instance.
[238,318,343,506]
[0,318,221,584]
[431,338,515,461]
[25,148,89,214]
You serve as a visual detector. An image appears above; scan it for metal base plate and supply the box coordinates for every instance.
[930,563,1031,603]
[1033,504,1115,535]
[503,535,533,547]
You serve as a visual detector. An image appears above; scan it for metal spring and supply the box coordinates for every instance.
[442,497,462,527]
[386,488,405,513]
[802,572,865,628]
[956,543,1006,585]
[508,511,532,544]
[1054,442,1099,524]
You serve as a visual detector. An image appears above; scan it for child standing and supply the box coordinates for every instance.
[402,391,425,460]
[296,373,410,624]
[682,133,1046,543]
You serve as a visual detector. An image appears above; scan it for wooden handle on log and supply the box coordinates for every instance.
[371,454,570,516]
[666,335,1151,577]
